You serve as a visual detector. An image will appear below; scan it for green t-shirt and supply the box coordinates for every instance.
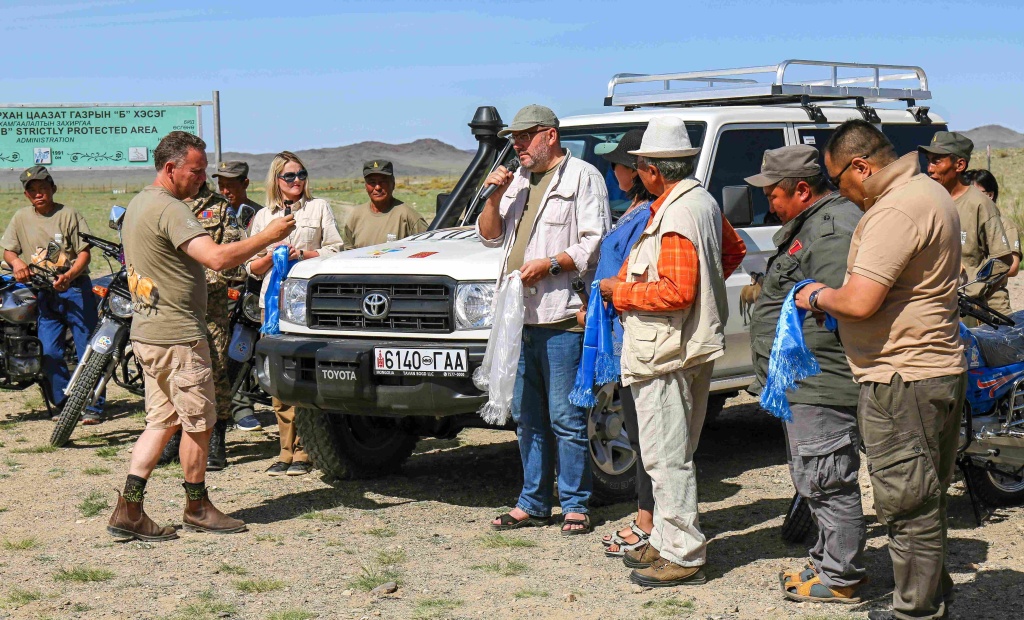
[0,203,92,274]
[122,185,210,345]
[342,199,428,249]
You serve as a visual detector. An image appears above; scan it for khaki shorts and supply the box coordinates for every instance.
[134,339,217,433]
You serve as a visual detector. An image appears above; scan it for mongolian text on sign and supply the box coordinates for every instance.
[0,105,200,169]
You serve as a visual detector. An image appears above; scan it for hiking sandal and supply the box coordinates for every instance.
[604,525,649,557]
[602,521,646,547]
[560,514,592,536]
[779,560,816,589]
[490,512,551,531]
[783,574,863,605]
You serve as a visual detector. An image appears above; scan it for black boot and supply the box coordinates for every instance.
[157,429,182,466]
[207,419,228,471]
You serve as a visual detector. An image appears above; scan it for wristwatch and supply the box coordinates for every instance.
[299,249,305,260]
[548,256,562,276]
[808,287,824,311]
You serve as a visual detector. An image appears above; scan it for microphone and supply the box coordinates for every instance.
[283,199,294,216]
[478,159,520,201]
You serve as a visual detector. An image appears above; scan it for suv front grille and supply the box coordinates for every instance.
[308,276,454,333]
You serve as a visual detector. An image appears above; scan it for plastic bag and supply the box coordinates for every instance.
[260,245,298,336]
[473,271,524,425]
[569,281,617,407]
[760,279,836,422]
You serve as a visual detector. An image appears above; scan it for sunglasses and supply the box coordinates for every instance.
[829,145,884,189]
[278,170,308,183]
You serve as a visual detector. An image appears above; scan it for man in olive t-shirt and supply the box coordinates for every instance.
[919,132,1011,307]
[798,121,966,620]
[343,160,428,249]
[108,131,294,544]
[1,165,102,420]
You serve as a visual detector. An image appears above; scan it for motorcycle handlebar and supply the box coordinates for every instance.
[958,292,1014,328]
[79,232,122,258]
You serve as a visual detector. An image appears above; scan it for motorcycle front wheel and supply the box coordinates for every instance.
[50,350,112,447]
[965,463,1024,507]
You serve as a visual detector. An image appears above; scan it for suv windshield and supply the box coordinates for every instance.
[560,123,706,215]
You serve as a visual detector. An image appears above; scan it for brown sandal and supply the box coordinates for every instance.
[490,512,551,531]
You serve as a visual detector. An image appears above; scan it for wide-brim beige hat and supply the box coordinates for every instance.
[629,117,700,158]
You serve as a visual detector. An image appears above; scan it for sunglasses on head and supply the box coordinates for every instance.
[278,170,308,183]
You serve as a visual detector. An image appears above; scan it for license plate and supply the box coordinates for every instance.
[373,348,468,377]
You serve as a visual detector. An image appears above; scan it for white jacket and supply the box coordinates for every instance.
[476,152,610,325]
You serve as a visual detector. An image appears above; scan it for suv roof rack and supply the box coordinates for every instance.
[605,59,930,109]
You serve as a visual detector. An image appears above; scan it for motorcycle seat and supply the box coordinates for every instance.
[970,310,1024,368]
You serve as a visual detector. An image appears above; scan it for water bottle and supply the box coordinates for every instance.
[54,233,63,247]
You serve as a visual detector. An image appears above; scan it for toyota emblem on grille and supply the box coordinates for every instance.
[362,292,391,319]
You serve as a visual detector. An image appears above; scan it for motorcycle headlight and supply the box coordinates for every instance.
[242,292,261,324]
[281,278,308,326]
[455,282,495,330]
[108,291,134,318]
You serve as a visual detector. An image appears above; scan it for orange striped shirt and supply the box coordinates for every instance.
[612,193,746,312]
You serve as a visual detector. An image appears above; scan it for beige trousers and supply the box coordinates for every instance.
[630,361,713,567]
[273,397,307,464]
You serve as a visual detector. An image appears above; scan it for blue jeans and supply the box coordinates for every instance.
[37,276,100,409]
[511,326,591,517]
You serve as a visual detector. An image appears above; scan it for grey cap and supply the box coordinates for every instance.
[20,165,54,189]
[212,160,249,179]
[497,104,559,138]
[744,145,821,187]
[363,160,394,178]
[918,131,974,162]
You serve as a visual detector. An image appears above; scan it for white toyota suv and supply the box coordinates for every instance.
[255,60,947,501]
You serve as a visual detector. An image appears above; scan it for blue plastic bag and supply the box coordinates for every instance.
[759,279,837,421]
[569,281,616,407]
[260,245,298,336]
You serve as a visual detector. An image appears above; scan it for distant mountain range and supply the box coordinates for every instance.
[3,126,1022,187]
[957,125,1024,150]
[0,138,474,186]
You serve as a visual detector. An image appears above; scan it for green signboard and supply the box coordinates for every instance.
[0,105,201,170]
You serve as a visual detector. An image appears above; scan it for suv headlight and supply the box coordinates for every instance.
[281,278,308,326]
[455,282,495,330]
[108,291,134,318]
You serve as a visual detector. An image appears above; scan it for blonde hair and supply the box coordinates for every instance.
[265,151,313,207]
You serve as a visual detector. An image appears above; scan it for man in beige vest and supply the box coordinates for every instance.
[599,117,741,587]
[796,120,967,620]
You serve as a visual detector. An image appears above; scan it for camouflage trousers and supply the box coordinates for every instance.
[206,284,232,422]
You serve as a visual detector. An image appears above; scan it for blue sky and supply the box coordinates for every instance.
[5,0,1022,152]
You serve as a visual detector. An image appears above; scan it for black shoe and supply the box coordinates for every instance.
[286,461,313,476]
[266,462,290,476]
[206,419,228,471]
[158,429,182,466]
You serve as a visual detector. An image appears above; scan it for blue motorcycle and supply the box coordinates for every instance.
[956,258,1024,518]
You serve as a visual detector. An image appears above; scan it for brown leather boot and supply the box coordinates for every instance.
[182,488,247,534]
[107,491,178,542]
[623,543,661,569]
[630,558,707,588]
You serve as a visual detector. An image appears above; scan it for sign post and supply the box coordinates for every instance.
[0,91,220,170]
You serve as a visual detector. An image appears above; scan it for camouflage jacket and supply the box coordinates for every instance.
[185,183,247,287]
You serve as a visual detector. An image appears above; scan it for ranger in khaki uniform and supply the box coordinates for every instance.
[919,132,1012,313]
[343,160,428,249]
[797,120,967,620]
[745,146,867,604]
[159,182,248,471]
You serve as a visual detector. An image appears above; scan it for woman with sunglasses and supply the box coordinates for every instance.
[246,151,344,477]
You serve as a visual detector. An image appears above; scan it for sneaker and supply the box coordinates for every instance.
[266,462,290,476]
[235,415,263,432]
[81,411,103,426]
[287,462,313,476]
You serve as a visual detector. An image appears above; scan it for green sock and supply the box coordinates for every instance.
[123,475,147,503]
[182,480,206,501]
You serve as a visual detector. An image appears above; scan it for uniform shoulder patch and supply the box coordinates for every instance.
[788,239,803,255]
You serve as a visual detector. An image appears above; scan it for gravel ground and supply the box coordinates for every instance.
[1,282,1023,620]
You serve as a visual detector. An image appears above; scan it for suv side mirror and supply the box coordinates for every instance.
[109,205,126,230]
[722,186,753,227]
